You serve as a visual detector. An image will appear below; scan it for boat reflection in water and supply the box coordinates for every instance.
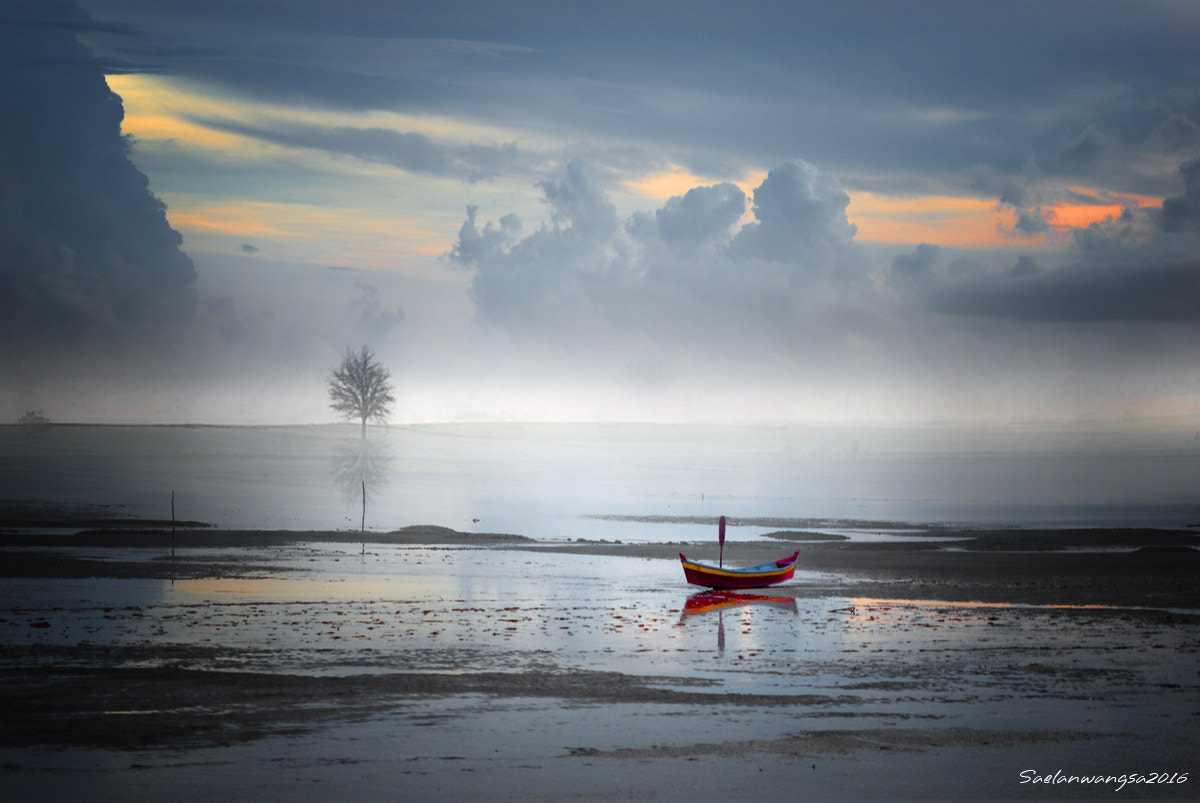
[682,590,799,616]
[680,590,799,653]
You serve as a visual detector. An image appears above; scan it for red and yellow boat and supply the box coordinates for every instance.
[678,515,800,589]
[678,550,800,589]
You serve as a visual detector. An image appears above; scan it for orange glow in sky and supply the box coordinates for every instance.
[625,166,767,203]
[848,188,1163,246]
[109,70,1168,257]
[847,192,1044,247]
[168,207,289,239]
[1043,203,1125,229]
[1042,187,1163,231]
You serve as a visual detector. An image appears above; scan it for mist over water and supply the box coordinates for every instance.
[4,422,1198,539]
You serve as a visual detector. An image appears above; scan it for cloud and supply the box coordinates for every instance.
[188,115,529,182]
[1159,157,1200,233]
[1053,124,1119,170]
[0,1,198,373]
[931,253,1200,322]
[1009,255,1041,278]
[349,282,405,344]
[448,157,875,383]
[1072,206,1139,251]
[1149,113,1200,155]
[966,163,1030,209]
[921,156,1200,323]
[729,161,858,264]
[651,182,746,256]
[444,155,1200,422]
[448,206,521,266]
[889,242,940,287]
[1012,207,1050,235]
[65,1,1200,198]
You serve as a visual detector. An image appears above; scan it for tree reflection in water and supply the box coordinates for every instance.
[330,435,394,523]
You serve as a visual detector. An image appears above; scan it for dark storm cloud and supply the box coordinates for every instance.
[1151,113,1200,154]
[0,1,197,371]
[1013,208,1050,236]
[0,7,137,38]
[889,243,941,288]
[931,254,1200,323]
[1159,157,1200,233]
[73,1,1200,195]
[966,164,1030,209]
[920,158,1200,323]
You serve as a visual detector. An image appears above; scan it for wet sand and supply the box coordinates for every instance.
[1,513,1197,799]
[5,521,1196,608]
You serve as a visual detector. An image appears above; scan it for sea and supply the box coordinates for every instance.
[3,421,1198,542]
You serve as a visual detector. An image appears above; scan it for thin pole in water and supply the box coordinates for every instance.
[361,480,366,556]
[718,515,726,568]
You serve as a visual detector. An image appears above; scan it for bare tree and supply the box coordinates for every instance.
[328,346,395,436]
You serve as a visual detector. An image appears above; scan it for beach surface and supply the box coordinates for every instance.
[1,510,1197,800]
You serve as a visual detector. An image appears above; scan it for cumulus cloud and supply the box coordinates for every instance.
[0,1,198,373]
[443,155,1200,422]
[448,157,877,386]
[448,206,521,265]
[729,161,858,265]
[651,182,746,256]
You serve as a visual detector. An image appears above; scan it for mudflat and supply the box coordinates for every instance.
[1,513,1196,800]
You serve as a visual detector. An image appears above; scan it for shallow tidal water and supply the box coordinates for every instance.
[4,421,1199,536]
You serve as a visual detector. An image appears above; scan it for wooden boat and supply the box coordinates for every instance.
[678,550,800,589]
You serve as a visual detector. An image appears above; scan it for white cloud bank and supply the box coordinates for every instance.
[446,157,1200,423]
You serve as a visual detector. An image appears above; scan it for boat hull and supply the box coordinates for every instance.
[679,551,799,589]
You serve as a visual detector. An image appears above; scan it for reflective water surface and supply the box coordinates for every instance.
[4,422,1199,537]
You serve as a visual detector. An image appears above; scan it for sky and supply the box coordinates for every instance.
[2,0,1199,425]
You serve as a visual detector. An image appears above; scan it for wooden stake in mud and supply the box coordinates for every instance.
[361,480,366,556]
